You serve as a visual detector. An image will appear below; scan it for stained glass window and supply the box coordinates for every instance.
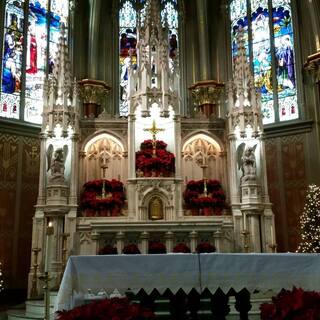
[118,0,179,116]
[230,0,298,124]
[0,0,69,124]
[0,0,24,119]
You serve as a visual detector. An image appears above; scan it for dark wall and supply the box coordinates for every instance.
[0,129,40,290]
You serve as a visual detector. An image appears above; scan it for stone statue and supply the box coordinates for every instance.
[149,196,164,220]
[47,145,68,182]
[237,143,257,183]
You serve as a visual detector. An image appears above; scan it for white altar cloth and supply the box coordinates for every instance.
[55,253,320,311]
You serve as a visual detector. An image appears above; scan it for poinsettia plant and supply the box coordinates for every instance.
[122,243,141,254]
[196,242,216,253]
[80,179,126,216]
[260,287,320,320]
[98,245,117,255]
[136,140,175,177]
[56,297,155,320]
[173,243,191,253]
[148,241,167,254]
[184,179,226,214]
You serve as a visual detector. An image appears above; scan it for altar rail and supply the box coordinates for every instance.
[55,253,320,318]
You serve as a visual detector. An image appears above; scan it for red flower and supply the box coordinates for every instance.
[122,244,141,254]
[148,241,167,254]
[56,297,155,320]
[98,245,117,255]
[173,243,191,253]
[260,287,320,320]
[196,242,216,253]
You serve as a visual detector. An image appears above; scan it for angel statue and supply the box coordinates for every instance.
[47,145,68,182]
[237,143,257,183]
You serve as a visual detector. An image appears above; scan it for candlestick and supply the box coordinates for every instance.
[270,224,274,242]
[44,221,54,273]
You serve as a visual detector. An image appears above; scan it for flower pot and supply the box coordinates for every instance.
[191,208,199,216]
[100,208,110,217]
[111,205,120,216]
[213,207,223,215]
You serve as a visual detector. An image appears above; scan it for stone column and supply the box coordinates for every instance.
[140,231,149,254]
[189,231,198,253]
[196,0,210,80]
[37,134,47,205]
[88,0,102,79]
[116,231,125,254]
[165,231,174,253]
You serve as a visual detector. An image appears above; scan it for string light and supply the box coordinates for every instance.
[297,184,320,253]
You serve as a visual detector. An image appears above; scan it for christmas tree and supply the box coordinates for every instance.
[0,261,3,292]
[297,184,320,252]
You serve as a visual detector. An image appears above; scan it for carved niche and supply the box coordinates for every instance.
[82,135,126,182]
[182,134,224,182]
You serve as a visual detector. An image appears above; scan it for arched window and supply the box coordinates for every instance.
[230,0,298,124]
[118,0,179,116]
[0,0,69,124]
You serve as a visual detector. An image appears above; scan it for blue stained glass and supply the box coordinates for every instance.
[0,0,24,119]
[24,1,48,123]
[119,1,137,116]
[251,4,272,103]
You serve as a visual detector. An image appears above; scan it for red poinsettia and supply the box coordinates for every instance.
[98,245,117,255]
[148,241,167,254]
[173,243,191,253]
[183,179,226,214]
[56,297,155,320]
[196,242,216,253]
[80,179,126,215]
[260,287,320,320]
[122,243,141,254]
[136,140,175,177]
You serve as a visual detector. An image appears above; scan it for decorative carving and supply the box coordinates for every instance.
[78,79,111,118]
[189,80,224,118]
[237,143,257,183]
[79,232,91,244]
[304,51,320,83]
[183,138,219,167]
[46,145,68,183]
[227,35,263,137]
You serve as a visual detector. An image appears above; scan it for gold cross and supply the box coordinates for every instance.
[143,120,165,142]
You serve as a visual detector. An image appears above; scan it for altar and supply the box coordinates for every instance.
[55,253,320,311]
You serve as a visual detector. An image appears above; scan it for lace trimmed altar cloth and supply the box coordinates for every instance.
[55,253,320,311]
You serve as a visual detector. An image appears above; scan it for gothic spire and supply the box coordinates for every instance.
[227,34,262,137]
[43,24,78,137]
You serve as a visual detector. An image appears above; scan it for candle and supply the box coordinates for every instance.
[270,224,274,243]
[45,221,54,273]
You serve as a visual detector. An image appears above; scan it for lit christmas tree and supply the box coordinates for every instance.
[297,184,320,252]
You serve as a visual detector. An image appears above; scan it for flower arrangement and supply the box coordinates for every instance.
[260,287,320,320]
[172,243,191,253]
[196,242,216,253]
[56,297,155,320]
[98,245,118,255]
[148,241,167,254]
[122,243,141,254]
[80,179,125,217]
[183,179,226,215]
[136,140,175,177]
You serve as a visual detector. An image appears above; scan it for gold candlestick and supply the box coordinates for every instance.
[30,248,41,299]
[59,233,70,284]
[241,229,250,253]
[102,180,106,198]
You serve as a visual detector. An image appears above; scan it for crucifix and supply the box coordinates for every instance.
[143,120,165,157]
